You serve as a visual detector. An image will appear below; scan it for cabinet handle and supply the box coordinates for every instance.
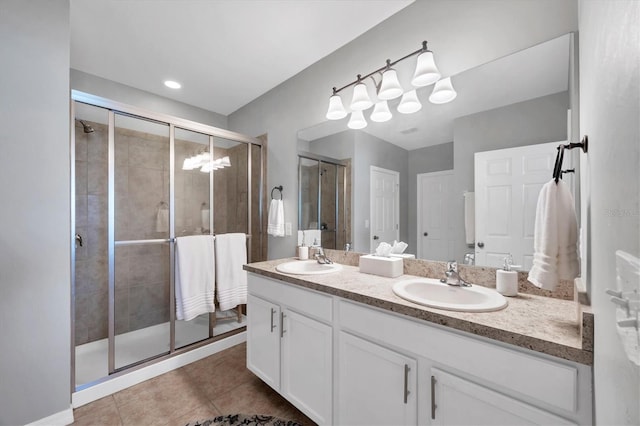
[280,312,286,338]
[431,375,437,420]
[270,308,276,333]
[403,364,410,404]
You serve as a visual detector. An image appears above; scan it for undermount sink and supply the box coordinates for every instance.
[392,278,508,312]
[276,260,343,275]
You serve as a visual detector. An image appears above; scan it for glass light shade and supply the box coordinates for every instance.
[182,158,195,170]
[347,110,367,129]
[411,51,441,87]
[326,94,347,120]
[350,82,373,111]
[220,156,231,167]
[370,101,392,122]
[397,90,422,114]
[429,77,457,104]
[377,69,403,100]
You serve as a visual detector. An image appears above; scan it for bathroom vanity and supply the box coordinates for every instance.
[244,257,593,426]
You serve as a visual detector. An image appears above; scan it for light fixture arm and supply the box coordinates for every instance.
[330,41,430,95]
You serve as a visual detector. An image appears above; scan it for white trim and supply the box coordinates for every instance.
[72,332,246,408]
[26,405,74,426]
[416,170,454,259]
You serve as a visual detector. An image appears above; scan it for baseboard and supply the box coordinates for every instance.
[72,331,246,408]
[26,405,74,426]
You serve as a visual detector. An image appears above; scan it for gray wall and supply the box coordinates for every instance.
[228,0,578,260]
[354,132,409,253]
[407,142,454,253]
[0,1,71,424]
[579,1,640,424]
[71,69,228,129]
[451,91,569,260]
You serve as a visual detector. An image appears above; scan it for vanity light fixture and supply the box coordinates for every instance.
[325,41,455,128]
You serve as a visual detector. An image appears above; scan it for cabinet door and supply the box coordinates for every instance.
[431,368,576,425]
[337,332,417,426]
[246,294,280,390]
[281,309,332,425]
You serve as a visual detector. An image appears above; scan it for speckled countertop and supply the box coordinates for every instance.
[244,257,594,366]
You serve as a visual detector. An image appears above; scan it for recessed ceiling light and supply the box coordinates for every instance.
[164,80,181,89]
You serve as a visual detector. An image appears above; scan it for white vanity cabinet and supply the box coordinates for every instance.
[247,275,333,425]
[337,331,417,425]
[430,368,576,425]
[247,272,592,426]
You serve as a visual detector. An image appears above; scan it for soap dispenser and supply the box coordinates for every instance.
[496,254,519,296]
[298,233,309,260]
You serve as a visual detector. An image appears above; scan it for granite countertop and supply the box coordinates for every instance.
[244,258,594,366]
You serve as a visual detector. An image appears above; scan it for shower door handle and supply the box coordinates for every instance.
[75,233,83,248]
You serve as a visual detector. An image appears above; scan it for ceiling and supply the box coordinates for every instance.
[70,0,414,116]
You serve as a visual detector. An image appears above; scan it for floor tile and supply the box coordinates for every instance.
[74,342,315,426]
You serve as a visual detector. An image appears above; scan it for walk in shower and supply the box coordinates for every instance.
[298,153,350,250]
[71,91,264,389]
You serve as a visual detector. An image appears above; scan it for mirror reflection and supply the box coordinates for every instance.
[298,33,576,270]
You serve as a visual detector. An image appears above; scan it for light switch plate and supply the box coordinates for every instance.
[285,222,292,236]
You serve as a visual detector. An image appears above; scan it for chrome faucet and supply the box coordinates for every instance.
[314,246,333,264]
[441,261,471,287]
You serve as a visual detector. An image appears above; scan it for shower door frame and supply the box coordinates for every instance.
[70,90,264,392]
[297,151,349,249]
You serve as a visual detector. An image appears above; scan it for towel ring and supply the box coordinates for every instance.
[271,185,283,200]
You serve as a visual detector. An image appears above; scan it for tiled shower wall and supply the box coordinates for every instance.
[75,121,258,346]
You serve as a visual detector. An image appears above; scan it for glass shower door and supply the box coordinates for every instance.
[113,113,171,370]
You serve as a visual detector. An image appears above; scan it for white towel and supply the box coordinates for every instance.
[156,205,169,233]
[528,180,579,291]
[267,199,285,237]
[215,233,248,311]
[464,192,475,245]
[175,235,215,321]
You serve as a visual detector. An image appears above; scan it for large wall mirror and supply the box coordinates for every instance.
[297,33,579,270]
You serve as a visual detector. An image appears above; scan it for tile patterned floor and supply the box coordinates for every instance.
[71,342,315,426]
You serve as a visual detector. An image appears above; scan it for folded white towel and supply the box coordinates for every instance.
[464,192,475,245]
[156,205,169,233]
[215,233,248,311]
[528,180,579,291]
[267,199,285,237]
[175,235,215,321]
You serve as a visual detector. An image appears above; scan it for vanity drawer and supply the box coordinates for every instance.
[339,300,579,414]
[248,273,332,323]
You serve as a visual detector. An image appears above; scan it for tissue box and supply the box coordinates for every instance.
[359,254,404,278]
[389,253,415,259]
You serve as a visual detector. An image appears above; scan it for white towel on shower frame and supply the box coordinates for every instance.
[175,235,215,321]
[215,233,248,311]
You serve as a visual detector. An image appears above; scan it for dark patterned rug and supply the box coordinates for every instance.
[185,414,303,426]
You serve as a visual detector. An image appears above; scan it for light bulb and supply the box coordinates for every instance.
[350,82,373,111]
[397,90,422,114]
[347,110,367,129]
[378,68,403,100]
[411,51,441,87]
[429,77,457,104]
[370,101,392,122]
[326,94,347,120]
